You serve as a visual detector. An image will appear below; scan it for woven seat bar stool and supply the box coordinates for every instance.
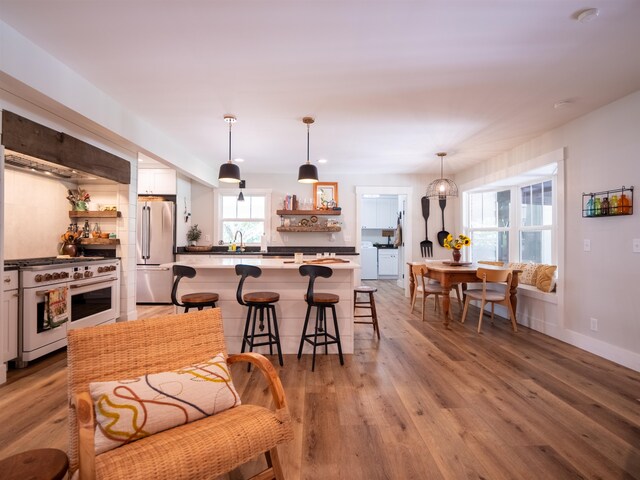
[235,264,283,368]
[171,265,219,312]
[297,265,344,372]
[353,285,380,339]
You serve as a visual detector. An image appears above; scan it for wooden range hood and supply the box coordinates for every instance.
[1,110,130,184]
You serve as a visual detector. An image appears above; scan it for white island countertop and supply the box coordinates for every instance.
[163,257,360,270]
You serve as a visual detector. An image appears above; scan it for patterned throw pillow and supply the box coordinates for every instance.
[519,263,540,285]
[507,262,527,280]
[536,264,558,292]
[89,353,241,454]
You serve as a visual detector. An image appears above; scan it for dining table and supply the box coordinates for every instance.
[407,261,522,328]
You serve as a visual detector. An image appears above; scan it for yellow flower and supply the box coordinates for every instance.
[463,238,471,246]
[444,243,451,250]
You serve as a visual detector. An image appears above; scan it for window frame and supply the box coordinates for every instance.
[464,175,557,265]
[214,189,272,245]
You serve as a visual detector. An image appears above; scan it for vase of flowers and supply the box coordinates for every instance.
[59,229,83,257]
[67,188,91,211]
[443,233,471,262]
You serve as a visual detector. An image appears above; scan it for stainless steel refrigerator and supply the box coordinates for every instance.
[136,197,175,303]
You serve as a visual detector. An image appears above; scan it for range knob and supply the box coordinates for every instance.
[74,272,83,280]
[84,271,92,278]
[35,274,43,282]
[44,273,52,281]
[97,267,105,273]
[110,265,117,271]
[61,272,70,279]
[53,272,60,279]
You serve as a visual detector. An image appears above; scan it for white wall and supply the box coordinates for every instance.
[457,89,640,371]
[210,173,456,258]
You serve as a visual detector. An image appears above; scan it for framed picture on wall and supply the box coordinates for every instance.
[313,182,339,209]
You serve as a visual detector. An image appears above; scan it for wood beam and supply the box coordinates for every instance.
[1,110,131,184]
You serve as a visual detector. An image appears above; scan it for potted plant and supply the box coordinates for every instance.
[187,224,202,246]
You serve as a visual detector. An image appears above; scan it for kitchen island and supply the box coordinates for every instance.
[164,257,360,354]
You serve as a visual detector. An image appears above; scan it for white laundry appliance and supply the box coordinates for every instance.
[360,241,378,280]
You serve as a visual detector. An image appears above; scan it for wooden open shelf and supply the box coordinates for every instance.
[276,209,341,216]
[69,210,121,218]
[276,226,341,233]
[79,238,120,245]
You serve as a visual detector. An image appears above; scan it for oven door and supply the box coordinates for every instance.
[68,276,120,330]
[21,285,68,361]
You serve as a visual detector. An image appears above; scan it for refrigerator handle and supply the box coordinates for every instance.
[142,205,151,259]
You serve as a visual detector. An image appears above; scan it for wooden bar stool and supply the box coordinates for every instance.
[0,448,68,480]
[297,265,344,371]
[171,265,219,312]
[235,264,283,367]
[354,285,380,339]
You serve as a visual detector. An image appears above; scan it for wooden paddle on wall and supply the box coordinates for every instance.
[437,196,449,247]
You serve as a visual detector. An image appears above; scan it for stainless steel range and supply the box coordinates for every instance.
[7,257,121,367]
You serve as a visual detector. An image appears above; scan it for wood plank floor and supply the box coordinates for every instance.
[1,282,639,479]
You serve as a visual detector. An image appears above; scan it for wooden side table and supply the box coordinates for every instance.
[0,448,69,480]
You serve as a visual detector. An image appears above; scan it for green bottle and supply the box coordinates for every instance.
[594,197,601,216]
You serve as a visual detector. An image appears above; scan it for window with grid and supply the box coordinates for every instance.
[220,194,267,244]
[465,178,554,264]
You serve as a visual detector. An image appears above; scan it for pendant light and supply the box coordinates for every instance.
[237,180,245,202]
[426,152,458,198]
[218,115,241,183]
[298,116,319,183]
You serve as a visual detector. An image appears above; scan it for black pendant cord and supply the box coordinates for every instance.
[307,123,310,164]
[228,122,232,163]
[440,157,444,180]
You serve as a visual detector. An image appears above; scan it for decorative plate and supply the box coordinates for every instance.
[310,215,318,223]
[300,218,310,226]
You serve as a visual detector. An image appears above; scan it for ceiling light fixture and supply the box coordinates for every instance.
[577,8,599,23]
[218,115,241,183]
[426,152,459,198]
[238,180,245,202]
[298,117,319,183]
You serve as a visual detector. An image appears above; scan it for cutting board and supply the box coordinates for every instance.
[284,258,350,264]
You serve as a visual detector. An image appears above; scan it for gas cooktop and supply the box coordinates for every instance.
[4,256,109,268]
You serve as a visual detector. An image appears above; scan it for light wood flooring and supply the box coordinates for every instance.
[0,281,639,479]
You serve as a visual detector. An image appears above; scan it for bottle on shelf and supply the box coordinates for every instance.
[585,195,594,217]
[83,220,90,238]
[92,222,101,238]
[610,194,619,215]
[601,197,610,216]
[619,193,630,214]
[593,196,601,216]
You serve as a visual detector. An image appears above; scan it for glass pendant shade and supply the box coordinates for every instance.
[298,116,319,183]
[426,152,458,198]
[218,115,241,183]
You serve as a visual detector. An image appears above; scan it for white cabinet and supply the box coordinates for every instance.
[138,168,177,195]
[2,271,18,362]
[361,198,397,229]
[376,197,396,229]
[378,249,398,276]
[361,198,378,229]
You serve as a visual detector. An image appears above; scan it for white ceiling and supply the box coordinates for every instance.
[1,0,640,178]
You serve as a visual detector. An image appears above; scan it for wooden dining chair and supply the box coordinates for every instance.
[460,267,517,333]
[410,264,446,321]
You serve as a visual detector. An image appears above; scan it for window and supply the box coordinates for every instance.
[465,177,555,264]
[519,180,553,264]
[218,192,270,244]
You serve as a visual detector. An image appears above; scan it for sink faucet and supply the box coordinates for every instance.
[233,230,244,252]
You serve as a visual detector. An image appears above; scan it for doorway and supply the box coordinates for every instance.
[355,186,413,297]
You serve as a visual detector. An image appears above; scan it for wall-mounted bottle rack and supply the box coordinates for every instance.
[582,186,633,217]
